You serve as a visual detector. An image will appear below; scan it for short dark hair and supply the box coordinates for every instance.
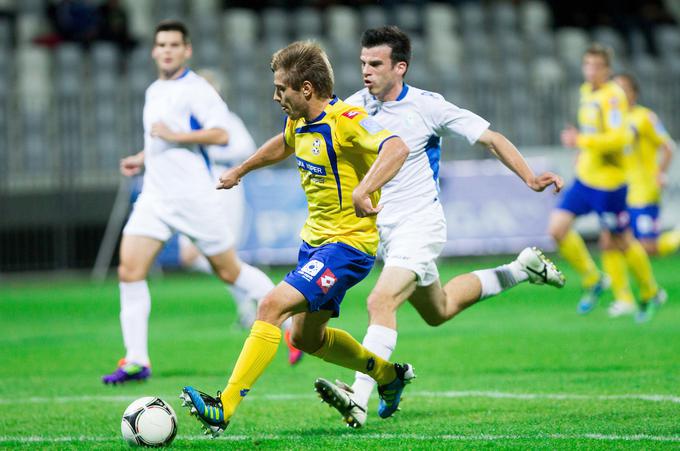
[616,72,640,94]
[361,26,411,69]
[271,41,334,99]
[154,20,190,44]
[584,42,613,67]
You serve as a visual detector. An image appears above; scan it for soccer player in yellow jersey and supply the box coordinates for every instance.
[614,73,678,258]
[548,44,664,322]
[180,41,414,437]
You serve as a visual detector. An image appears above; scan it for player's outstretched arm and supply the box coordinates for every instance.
[352,137,409,217]
[478,129,563,193]
[120,151,145,177]
[217,133,294,190]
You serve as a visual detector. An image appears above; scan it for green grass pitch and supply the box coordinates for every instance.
[1,254,679,449]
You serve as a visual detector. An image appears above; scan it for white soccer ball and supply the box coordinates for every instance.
[121,397,178,447]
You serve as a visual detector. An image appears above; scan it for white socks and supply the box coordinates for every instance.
[229,263,276,328]
[472,261,528,299]
[234,263,275,301]
[352,324,398,408]
[119,281,151,367]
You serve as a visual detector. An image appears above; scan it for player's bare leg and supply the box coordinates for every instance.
[103,235,163,384]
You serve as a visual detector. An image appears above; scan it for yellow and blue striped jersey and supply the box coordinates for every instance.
[575,81,633,189]
[626,104,671,207]
[284,96,397,255]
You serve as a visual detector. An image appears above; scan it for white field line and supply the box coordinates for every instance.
[1,390,679,405]
[0,433,679,444]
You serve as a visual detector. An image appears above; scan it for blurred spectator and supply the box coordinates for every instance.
[97,0,136,52]
[47,0,99,46]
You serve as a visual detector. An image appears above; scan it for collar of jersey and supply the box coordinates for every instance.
[305,95,339,124]
[371,83,409,102]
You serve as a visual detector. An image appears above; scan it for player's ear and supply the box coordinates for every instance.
[302,80,314,98]
[185,44,193,58]
[395,61,407,76]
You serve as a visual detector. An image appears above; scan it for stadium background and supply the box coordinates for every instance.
[1,0,679,272]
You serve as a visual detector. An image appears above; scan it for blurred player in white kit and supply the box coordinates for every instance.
[102,20,281,384]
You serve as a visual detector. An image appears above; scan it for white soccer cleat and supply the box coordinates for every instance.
[607,300,636,318]
[517,247,566,288]
[314,378,367,428]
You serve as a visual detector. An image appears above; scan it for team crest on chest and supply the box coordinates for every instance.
[312,138,321,155]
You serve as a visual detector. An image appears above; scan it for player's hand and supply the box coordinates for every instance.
[352,188,382,217]
[150,121,176,142]
[560,125,579,148]
[217,167,241,190]
[528,171,563,193]
[120,153,144,177]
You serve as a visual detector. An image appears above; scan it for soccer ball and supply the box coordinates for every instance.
[121,397,178,447]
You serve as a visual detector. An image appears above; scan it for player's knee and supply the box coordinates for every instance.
[255,295,286,325]
[117,263,145,282]
[548,223,567,242]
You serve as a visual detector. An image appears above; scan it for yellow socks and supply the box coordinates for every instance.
[558,230,600,288]
[312,327,396,385]
[658,230,680,256]
[220,320,281,420]
[601,250,634,304]
[624,240,658,300]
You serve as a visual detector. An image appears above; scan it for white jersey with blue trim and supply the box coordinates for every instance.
[208,111,256,170]
[142,68,230,200]
[344,84,490,219]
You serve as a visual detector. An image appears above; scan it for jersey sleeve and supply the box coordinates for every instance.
[188,81,230,131]
[430,96,490,144]
[209,112,257,164]
[283,116,296,148]
[644,110,671,147]
[577,87,633,153]
[336,109,397,154]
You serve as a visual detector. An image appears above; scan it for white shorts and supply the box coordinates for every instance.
[123,192,235,256]
[378,200,447,286]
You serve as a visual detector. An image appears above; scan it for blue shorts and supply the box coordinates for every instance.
[628,205,660,239]
[284,241,375,317]
[557,179,630,233]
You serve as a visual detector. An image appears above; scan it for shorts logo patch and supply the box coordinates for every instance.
[316,268,337,294]
[298,259,324,281]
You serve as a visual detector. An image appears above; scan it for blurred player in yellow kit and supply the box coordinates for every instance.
[548,44,664,322]
[179,41,415,437]
[614,73,678,257]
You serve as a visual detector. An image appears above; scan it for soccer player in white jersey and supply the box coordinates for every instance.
[102,21,278,384]
[314,26,565,428]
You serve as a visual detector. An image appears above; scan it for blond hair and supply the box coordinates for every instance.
[271,41,334,98]
[584,43,614,67]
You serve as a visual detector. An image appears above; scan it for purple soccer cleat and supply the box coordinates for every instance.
[102,362,151,385]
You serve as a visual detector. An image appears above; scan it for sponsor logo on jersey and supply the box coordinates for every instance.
[298,259,324,281]
[296,157,326,176]
[342,110,360,119]
[316,268,337,293]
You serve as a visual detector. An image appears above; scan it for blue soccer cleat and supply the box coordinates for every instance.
[180,386,229,438]
[635,288,667,324]
[577,273,610,315]
[377,363,415,419]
